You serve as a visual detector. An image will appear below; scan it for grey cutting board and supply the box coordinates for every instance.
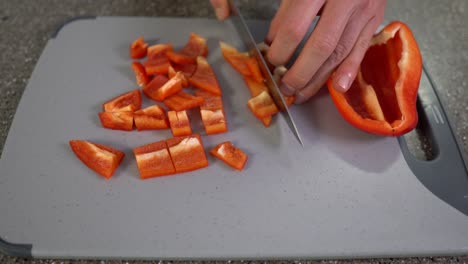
[1,17,468,259]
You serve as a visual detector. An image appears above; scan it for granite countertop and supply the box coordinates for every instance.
[0,0,467,263]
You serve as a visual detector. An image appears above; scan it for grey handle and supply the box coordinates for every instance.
[398,65,468,216]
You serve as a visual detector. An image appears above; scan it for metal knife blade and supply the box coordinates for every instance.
[227,0,303,146]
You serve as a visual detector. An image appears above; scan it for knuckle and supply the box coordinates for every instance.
[311,35,337,56]
[284,72,310,90]
[356,37,370,51]
[283,24,306,44]
[328,42,351,65]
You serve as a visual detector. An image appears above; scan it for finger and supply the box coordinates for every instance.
[280,1,355,96]
[294,13,374,103]
[330,18,381,93]
[210,0,230,21]
[265,0,291,44]
[266,0,325,67]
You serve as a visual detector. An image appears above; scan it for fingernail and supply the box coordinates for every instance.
[280,83,294,96]
[214,7,224,20]
[336,73,352,92]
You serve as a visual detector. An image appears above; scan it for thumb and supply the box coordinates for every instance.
[210,0,230,21]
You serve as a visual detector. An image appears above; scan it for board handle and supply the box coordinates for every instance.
[399,64,468,216]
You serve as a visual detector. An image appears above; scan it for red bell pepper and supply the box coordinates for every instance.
[147,43,173,59]
[189,56,222,95]
[245,57,264,82]
[219,41,251,76]
[134,105,169,130]
[102,89,142,112]
[247,91,279,119]
[143,72,188,102]
[69,140,125,179]
[195,89,228,134]
[99,111,134,131]
[168,110,192,137]
[130,37,148,59]
[327,21,422,136]
[166,134,208,173]
[131,62,150,87]
[168,65,177,79]
[171,62,197,78]
[163,91,204,111]
[166,33,208,65]
[210,141,248,171]
[133,140,175,179]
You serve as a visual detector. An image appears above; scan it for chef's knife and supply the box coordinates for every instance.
[227,0,304,146]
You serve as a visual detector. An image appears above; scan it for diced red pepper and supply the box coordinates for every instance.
[163,91,204,111]
[243,76,268,97]
[134,105,169,130]
[210,141,248,171]
[327,21,422,136]
[246,57,264,82]
[247,91,279,119]
[171,62,197,78]
[166,134,208,173]
[133,140,175,179]
[285,95,295,106]
[147,43,173,59]
[165,33,209,65]
[143,72,187,101]
[200,109,228,134]
[168,110,192,137]
[131,62,150,87]
[130,37,148,59]
[168,65,177,79]
[189,56,222,95]
[99,111,134,131]
[219,41,251,76]
[69,140,125,179]
[260,115,272,127]
[102,90,142,112]
[144,55,171,76]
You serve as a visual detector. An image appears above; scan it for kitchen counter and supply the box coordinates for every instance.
[0,0,467,263]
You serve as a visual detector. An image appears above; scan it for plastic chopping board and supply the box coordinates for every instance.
[1,17,468,260]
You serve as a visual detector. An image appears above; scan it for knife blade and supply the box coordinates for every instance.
[227,0,303,146]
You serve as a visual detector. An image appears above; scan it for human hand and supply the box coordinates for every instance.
[209,0,386,104]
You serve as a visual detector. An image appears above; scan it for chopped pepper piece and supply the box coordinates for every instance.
[247,91,279,119]
[133,140,175,179]
[102,90,142,112]
[195,89,228,134]
[210,141,248,171]
[168,65,177,79]
[164,91,204,111]
[189,56,222,95]
[130,37,148,59]
[134,105,169,130]
[327,21,422,136]
[219,41,251,76]
[171,62,197,78]
[147,43,173,59]
[99,111,134,131]
[166,134,208,173]
[69,140,125,179]
[168,110,192,137]
[166,33,208,65]
[143,72,187,101]
[246,57,264,82]
[131,62,150,87]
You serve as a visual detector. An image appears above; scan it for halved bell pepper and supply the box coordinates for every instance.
[143,72,188,102]
[166,134,208,173]
[163,91,204,111]
[69,140,125,179]
[131,62,150,87]
[99,111,134,131]
[133,140,175,179]
[102,89,142,112]
[326,21,422,136]
[133,105,169,130]
[189,56,222,95]
[130,37,148,59]
[210,141,248,171]
[168,110,192,137]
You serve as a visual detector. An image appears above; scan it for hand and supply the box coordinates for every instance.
[209,0,386,104]
[268,0,386,104]
[210,0,230,21]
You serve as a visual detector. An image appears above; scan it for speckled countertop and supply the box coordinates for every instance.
[0,0,467,263]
